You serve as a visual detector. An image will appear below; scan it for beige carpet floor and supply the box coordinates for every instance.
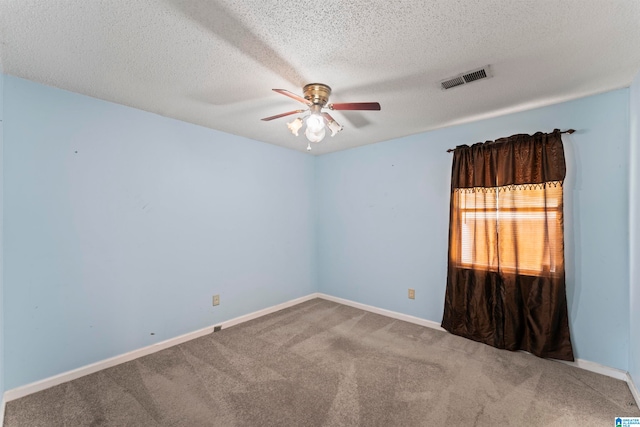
[4,298,639,426]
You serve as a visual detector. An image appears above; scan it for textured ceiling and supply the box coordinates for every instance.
[1,1,640,155]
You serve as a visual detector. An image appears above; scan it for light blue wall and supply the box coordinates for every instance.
[1,73,636,392]
[630,70,640,387]
[317,89,631,371]
[3,76,316,389]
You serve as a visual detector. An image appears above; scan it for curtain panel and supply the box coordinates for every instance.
[442,129,574,361]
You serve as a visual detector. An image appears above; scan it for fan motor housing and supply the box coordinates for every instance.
[303,83,332,106]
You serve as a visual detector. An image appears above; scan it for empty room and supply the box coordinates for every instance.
[1,1,640,426]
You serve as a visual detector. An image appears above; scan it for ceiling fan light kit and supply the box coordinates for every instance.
[262,83,381,151]
[287,117,303,136]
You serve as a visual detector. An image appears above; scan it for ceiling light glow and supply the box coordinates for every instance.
[306,114,324,133]
[305,126,326,143]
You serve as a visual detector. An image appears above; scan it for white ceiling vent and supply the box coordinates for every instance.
[440,66,492,90]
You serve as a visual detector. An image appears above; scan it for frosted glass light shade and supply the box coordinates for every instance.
[305,126,326,143]
[306,114,324,133]
[287,117,303,136]
[327,119,343,136]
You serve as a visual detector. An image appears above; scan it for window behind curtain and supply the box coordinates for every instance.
[451,183,564,276]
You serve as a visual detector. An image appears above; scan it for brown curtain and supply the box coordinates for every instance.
[441,129,574,361]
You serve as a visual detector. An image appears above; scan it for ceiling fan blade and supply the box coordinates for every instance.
[261,109,306,121]
[328,102,381,111]
[273,89,312,106]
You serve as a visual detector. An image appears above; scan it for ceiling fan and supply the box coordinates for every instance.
[261,83,381,151]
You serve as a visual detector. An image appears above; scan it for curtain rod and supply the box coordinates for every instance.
[446,129,576,153]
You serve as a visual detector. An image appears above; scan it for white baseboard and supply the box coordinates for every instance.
[316,293,445,332]
[628,372,640,408]
[221,293,320,329]
[557,358,629,382]
[4,293,320,402]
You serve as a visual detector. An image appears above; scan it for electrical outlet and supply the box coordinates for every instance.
[213,294,220,306]
[408,288,415,299]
